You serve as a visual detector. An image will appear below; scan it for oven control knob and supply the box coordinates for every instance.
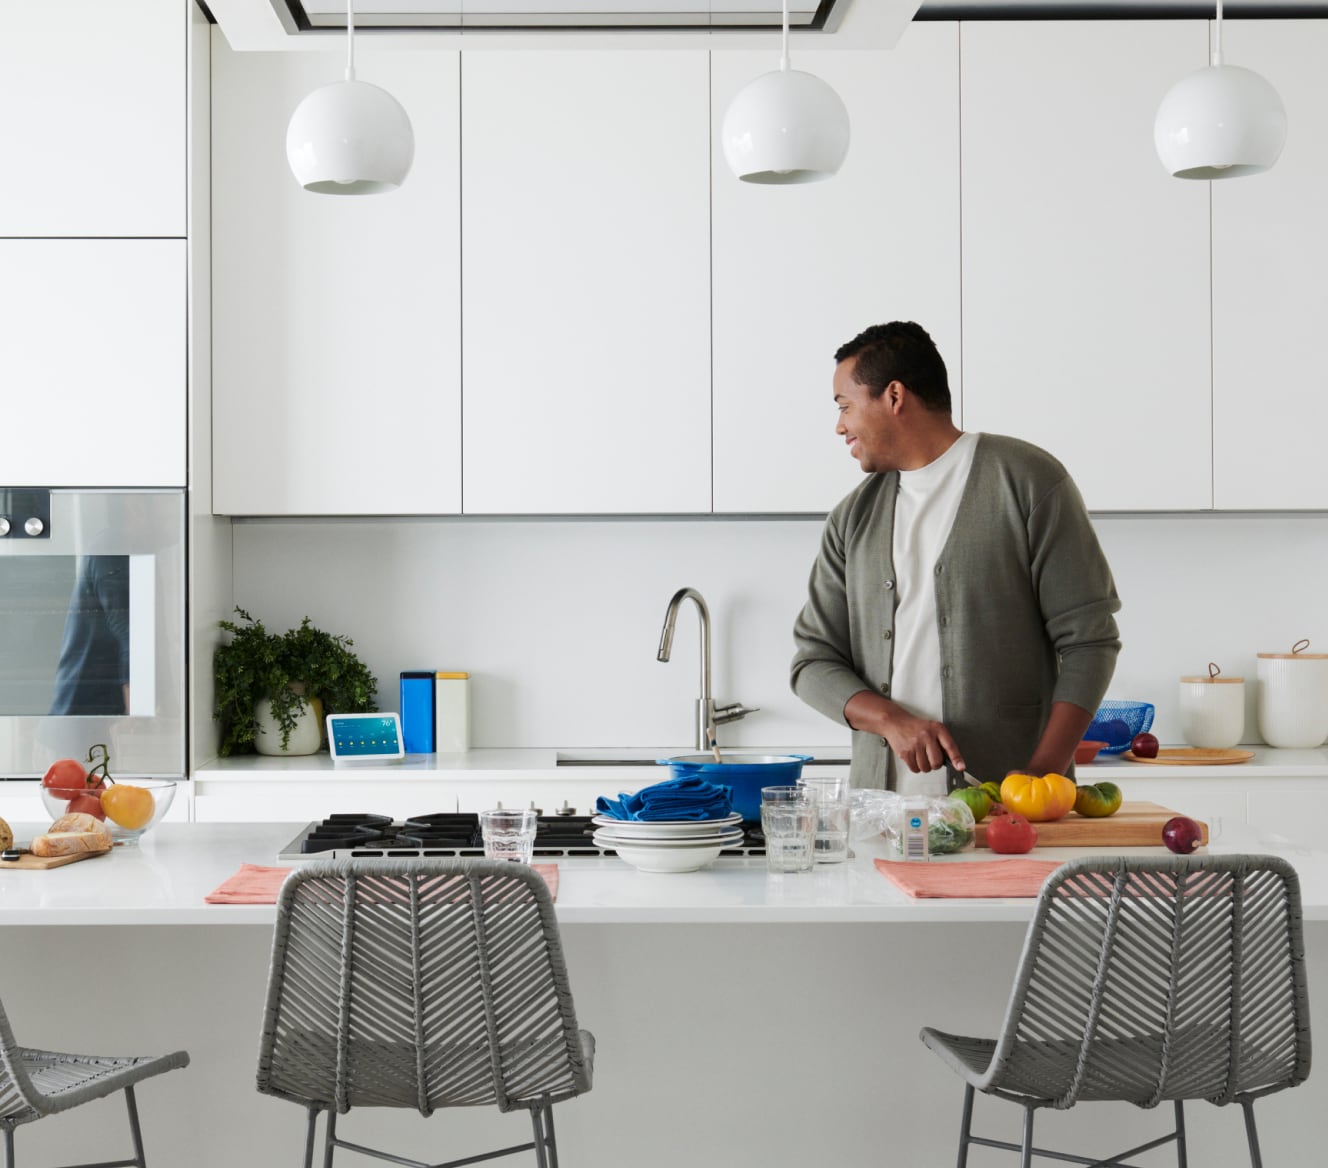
[23,517,44,537]
[0,518,9,537]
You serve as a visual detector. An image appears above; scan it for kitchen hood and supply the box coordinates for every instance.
[206,0,921,50]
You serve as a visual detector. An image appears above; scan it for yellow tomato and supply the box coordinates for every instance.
[999,772,1078,822]
[100,784,154,830]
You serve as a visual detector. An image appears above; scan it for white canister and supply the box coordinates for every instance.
[1178,663,1244,749]
[1257,640,1328,749]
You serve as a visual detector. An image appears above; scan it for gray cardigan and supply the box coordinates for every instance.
[790,433,1121,790]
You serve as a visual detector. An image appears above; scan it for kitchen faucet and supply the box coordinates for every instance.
[656,586,758,752]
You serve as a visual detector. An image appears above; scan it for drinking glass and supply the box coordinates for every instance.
[480,808,538,864]
[759,786,815,874]
[797,774,851,864]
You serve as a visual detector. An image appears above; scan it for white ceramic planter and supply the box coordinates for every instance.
[254,692,322,756]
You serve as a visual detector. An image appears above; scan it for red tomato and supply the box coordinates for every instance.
[986,813,1038,854]
[65,793,106,820]
[42,758,88,792]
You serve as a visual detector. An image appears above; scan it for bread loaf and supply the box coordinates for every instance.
[49,811,112,841]
[32,831,112,858]
[0,817,12,853]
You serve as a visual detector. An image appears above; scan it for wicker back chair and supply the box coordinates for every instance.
[921,855,1311,1168]
[257,859,594,1168]
[0,993,188,1168]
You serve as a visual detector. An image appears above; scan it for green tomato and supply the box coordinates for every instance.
[950,787,992,822]
[979,781,1003,806]
[1074,781,1123,818]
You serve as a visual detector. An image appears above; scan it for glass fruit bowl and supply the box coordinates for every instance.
[39,779,178,845]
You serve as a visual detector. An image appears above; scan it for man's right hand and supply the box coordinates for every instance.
[843,690,965,775]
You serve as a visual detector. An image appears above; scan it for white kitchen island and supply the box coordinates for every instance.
[2,821,1325,1167]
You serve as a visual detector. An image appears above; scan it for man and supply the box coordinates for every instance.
[790,321,1120,792]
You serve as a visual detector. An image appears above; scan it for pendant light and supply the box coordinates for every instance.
[1154,0,1286,180]
[286,0,415,194]
[720,0,850,184]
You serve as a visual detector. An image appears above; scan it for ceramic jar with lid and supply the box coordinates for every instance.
[1257,640,1328,749]
[1179,663,1244,749]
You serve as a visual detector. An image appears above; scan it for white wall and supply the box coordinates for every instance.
[229,510,1328,752]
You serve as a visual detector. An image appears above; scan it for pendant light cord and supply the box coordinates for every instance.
[1213,0,1224,67]
[780,0,790,71]
[345,0,357,82]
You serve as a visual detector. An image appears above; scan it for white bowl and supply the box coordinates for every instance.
[606,838,727,873]
[592,828,744,849]
[591,812,742,840]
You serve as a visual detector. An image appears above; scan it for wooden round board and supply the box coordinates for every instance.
[1121,748,1254,765]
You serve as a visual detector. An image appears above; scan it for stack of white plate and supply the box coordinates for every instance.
[590,812,744,873]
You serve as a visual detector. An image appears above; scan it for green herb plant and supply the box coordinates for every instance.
[213,608,378,756]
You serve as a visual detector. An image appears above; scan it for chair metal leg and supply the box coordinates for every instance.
[1241,1100,1263,1168]
[124,1086,147,1167]
[1020,1105,1035,1168]
[543,1106,559,1168]
[323,1109,337,1168]
[1173,1100,1187,1168]
[2,1126,12,1168]
[956,1084,975,1168]
[530,1109,549,1168]
[303,1107,320,1168]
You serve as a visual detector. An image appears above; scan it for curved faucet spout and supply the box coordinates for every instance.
[657,587,714,750]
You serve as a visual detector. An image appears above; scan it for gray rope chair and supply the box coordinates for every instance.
[920,855,1311,1168]
[257,858,595,1168]
[0,994,188,1168]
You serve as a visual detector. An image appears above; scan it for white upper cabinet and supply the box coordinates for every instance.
[960,21,1213,511]
[711,24,962,514]
[1211,20,1328,510]
[210,40,462,516]
[461,52,711,515]
[0,240,186,486]
[0,0,185,237]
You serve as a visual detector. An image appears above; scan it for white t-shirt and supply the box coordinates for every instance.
[891,431,979,795]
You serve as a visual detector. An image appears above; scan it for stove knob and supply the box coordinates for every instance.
[23,516,44,537]
[528,801,543,817]
[555,800,576,816]
[0,518,9,537]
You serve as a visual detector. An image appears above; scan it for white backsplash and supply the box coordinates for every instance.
[231,512,1328,751]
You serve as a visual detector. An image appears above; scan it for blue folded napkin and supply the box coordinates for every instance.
[595,775,733,821]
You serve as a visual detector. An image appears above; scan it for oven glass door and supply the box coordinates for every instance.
[0,489,185,779]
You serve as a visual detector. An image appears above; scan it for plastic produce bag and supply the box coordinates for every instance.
[849,789,902,842]
[881,794,976,858]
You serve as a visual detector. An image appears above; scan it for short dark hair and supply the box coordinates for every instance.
[834,321,951,412]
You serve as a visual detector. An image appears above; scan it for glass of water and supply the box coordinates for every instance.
[797,775,851,864]
[760,786,816,873]
[479,808,538,864]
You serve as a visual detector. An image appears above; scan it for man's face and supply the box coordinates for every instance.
[834,356,899,474]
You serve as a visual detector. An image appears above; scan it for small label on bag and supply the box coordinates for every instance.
[904,808,929,862]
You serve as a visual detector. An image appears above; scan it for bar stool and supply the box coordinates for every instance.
[921,855,1311,1168]
[257,858,595,1168]
[0,995,188,1167]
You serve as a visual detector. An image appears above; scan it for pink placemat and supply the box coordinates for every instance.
[874,857,1061,899]
[205,863,560,904]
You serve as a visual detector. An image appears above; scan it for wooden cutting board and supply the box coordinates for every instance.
[0,849,111,871]
[975,802,1208,849]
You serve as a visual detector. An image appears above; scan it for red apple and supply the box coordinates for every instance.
[1162,815,1203,854]
[1131,732,1160,759]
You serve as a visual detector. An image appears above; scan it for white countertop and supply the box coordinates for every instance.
[3,819,1328,927]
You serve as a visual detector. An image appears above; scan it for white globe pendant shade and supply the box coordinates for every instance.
[1154,63,1287,180]
[721,68,851,185]
[286,79,415,195]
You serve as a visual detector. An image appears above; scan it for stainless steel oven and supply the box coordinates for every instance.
[0,488,185,779]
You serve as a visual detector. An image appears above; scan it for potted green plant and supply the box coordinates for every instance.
[213,608,379,757]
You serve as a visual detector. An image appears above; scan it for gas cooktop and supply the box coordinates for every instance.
[277,812,767,861]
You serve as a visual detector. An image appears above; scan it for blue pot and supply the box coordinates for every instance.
[660,754,813,822]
